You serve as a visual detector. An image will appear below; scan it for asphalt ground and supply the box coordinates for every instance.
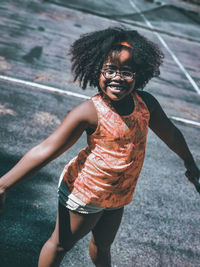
[0,0,200,266]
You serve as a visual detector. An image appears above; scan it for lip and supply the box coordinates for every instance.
[107,84,127,93]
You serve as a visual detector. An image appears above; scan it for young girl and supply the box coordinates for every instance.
[0,27,199,267]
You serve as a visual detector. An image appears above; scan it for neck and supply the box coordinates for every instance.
[106,94,135,116]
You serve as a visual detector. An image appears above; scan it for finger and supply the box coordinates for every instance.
[185,170,193,182]
[185,172,200,194]
[194,184,200,194]
[193,178,200,193]
[185,171,198,183]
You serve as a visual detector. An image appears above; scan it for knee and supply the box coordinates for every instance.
[90,236,111,252]
[89,237,111,266]
[48,234,75,253]
[56,242,74,253]
[57,239,76,253]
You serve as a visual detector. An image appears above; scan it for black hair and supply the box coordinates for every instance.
[70,27,164,90]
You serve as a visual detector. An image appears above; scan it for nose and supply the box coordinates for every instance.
[112,71,124,80]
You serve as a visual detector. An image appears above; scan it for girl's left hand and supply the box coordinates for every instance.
[184,161,200,194]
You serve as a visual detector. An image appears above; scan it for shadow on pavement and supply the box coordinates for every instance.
[0,150,56,267]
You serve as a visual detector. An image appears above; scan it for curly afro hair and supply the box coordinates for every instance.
[70,27,164,90]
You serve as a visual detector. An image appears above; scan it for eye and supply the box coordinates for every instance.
[121,71,132,77]
[105,69,115,75]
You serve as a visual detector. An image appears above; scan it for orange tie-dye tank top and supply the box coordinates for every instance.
[63,92,150,208]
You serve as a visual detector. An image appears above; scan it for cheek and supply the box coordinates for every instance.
[129,80,136,90]
[99,74,106,89]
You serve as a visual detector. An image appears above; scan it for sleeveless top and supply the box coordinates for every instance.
[62,92,150,208]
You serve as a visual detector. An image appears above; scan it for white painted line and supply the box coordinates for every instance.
[0,74,199,128]
[170,116,200,127]
[0,74,90,100]
[129,0,200,95]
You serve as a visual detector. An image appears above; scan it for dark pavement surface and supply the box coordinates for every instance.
[0,0,200,266]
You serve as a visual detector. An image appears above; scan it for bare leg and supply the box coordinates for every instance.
[38,203,103,267]
[89,207,124,267]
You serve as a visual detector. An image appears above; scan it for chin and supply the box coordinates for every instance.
[109,94,128,102]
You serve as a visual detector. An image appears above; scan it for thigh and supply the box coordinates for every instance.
[52,203,103,249]
[91,207,124,247]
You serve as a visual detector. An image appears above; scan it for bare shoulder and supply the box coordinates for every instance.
[136,90,159,115]
[68,99,98,130]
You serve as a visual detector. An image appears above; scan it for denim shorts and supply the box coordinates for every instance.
[57,170,122,214]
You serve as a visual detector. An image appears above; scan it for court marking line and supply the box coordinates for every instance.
[169,116,200,127]
[0,74,90,100]
[129,0,200,95]
[0,74,200,127]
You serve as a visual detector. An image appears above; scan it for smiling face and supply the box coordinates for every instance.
[99,48,136,102]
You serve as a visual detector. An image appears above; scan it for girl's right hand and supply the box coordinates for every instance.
[0,187,6,214]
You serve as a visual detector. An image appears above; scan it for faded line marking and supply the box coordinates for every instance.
[0,74,199,127]
[169,116,200,127]
[0,74,90,100]
[129,0,200,95]
[0,104,16,116]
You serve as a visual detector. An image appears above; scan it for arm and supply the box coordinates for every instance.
[0,100,97,212]
[148,95,200,193]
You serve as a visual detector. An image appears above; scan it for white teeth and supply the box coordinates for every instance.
[109,85,124,91]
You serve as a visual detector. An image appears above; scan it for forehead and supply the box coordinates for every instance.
[104,49,134,67]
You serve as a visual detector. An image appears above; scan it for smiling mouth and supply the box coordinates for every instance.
[108,85,126,93]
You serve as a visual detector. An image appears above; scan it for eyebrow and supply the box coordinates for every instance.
[104,64,132,70]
